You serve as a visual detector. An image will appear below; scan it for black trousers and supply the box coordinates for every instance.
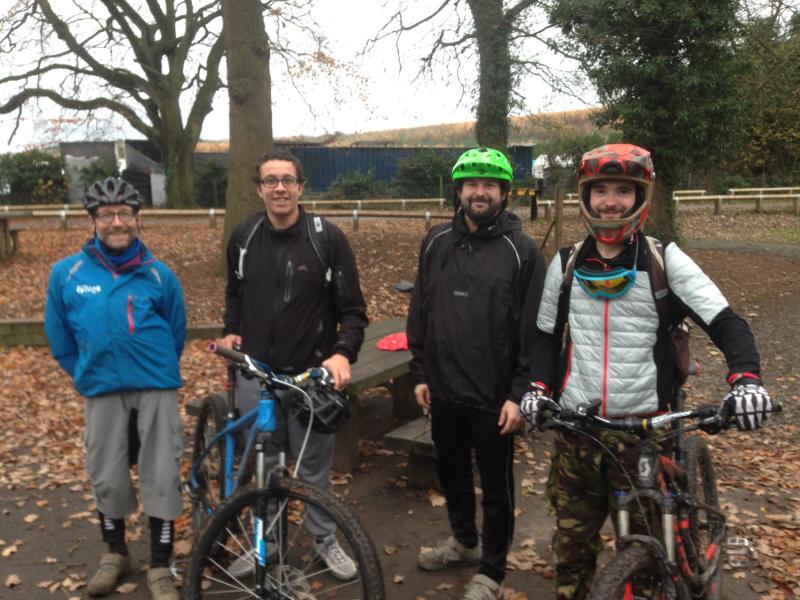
[430,398,516,583]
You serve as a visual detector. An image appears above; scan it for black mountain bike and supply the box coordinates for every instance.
[185,343,385,599]
[542,398,730,600]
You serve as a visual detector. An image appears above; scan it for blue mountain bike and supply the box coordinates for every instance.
[185,342,385,599]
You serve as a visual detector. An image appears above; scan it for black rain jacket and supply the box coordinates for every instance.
[223,206,368,374]
[407,209,546,413]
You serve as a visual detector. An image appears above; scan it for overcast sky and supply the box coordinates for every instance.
[0,0,591,153]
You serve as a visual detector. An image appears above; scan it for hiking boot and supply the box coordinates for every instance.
[314,534,357,581]
[417,536,480,571]
[146,567,179,600]
[87,552,131,596]
[462,574,503,600]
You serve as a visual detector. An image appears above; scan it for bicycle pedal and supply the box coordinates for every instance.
[725,536,753,568]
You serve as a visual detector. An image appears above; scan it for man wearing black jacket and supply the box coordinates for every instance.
[219,148,368,581]
[407,147,546,600]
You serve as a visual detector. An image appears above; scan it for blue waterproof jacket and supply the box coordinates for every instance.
[45,239,186,398]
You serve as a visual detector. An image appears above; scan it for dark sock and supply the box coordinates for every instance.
[149,516,174,568]
[97,511,128,556]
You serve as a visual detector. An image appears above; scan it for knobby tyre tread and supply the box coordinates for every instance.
[683,435,724,600]
[190,393,227,535]
[588,545,671,600]
[185,479,385,599]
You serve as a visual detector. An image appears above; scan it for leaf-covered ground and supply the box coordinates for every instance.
[1,209,798,598]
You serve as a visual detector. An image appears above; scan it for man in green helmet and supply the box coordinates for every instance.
[407,147,547,599]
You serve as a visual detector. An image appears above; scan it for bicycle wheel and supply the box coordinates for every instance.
[191,393,227,535]
[589,545,673,600]
[185,480,385,599]
[683,435,724,600]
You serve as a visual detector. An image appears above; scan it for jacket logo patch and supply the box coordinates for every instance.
[453,290,469,298]
[76,284,102,295]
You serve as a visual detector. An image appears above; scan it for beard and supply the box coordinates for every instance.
[463,199,501,225]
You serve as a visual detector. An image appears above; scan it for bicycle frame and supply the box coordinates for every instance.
[189,343,325,526]
[547,401,727,599]
[189,387,280,501]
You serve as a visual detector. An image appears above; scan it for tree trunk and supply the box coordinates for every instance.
[468,0,512,151]
[161,141,197,208]
[645,176,678,243]
[219,0,274,274]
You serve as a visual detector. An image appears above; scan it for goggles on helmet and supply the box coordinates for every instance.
[574,264,638,299]
[574,239,639,299]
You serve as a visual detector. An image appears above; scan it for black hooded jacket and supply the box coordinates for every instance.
[223,206,368,374]
[407,209,546,412]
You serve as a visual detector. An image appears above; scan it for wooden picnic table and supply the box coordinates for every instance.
[0,210,32,259]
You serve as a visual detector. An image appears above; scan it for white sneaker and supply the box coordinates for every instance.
[314,534,357,581]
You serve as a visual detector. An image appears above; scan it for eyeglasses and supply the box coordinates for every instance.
[95,210,136,225]
[253,176,303,188]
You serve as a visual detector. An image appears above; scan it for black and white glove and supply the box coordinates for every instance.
[519,384,557,431]
[721,383,773,431]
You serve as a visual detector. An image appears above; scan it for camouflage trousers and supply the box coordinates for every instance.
[546,429,662,600]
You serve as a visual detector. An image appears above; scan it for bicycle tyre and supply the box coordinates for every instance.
[683,435,724,600]
[589,545,678,600]
[190,393,227,535]
[185,480,385,599]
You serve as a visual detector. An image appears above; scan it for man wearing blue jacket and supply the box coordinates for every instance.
[45,178,186,600]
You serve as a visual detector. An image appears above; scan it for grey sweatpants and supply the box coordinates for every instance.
[237,375,336,538]
[83,389,184,520]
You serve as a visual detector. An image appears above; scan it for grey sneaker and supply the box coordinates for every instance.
[146,567,180,600]
[87,552,131,596]
[227,543,278,579]
[462,574,502,600]
[417,536,480,571]
[314,534,357,581]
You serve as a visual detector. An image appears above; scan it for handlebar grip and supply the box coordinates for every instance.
[208,341,246,364]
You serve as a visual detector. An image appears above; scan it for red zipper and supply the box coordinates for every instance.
[560,341,574,393]
[127,295,135,334]
[601,299,610,416]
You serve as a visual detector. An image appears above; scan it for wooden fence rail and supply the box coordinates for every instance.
[672,193,800,215]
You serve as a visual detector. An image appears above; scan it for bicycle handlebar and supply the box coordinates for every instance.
[208,341,247,364]
[543,401,724,434]
[207,342,331,388]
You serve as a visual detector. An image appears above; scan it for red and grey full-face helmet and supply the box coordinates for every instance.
[577,144,654,243]
[84,177,141,215]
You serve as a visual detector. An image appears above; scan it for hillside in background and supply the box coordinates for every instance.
[330,108,611,147]
[196,108,616,152]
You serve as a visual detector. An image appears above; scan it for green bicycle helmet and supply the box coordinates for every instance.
[452,147,513,182]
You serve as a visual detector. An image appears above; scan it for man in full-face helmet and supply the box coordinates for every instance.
[44,178,186,600]
[519,144,774,599]
[407,147,547,599]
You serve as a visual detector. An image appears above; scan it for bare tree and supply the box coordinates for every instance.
[0,0,225,207]
[0,0,339,210]
[367,0,578,151]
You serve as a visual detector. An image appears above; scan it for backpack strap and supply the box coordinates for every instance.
[644,236,669,325]
[305,212,332,286]
[553,240,584,342]
[235,215,265,280]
